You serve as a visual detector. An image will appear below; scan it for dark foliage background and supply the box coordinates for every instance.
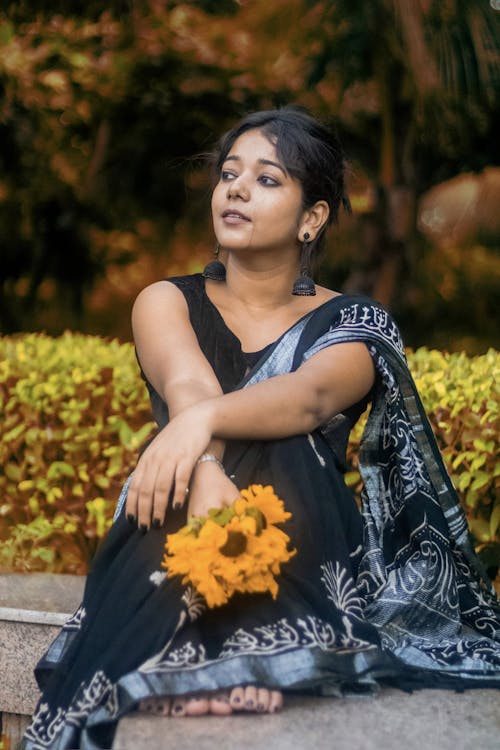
[0,0,499,351]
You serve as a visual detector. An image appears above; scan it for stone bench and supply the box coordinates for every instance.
[1,573,498,750]
[0,573,85,748]
[113,688,500,750]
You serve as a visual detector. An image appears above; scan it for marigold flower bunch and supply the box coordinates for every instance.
[162,484,296,608]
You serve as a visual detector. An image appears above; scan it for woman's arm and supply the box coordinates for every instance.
[131,280,224,425]
[134,340,375,522]
[126,281,238,527]
[205,342,375,440]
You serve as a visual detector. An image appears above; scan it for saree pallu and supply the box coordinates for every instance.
[22,290,500,750]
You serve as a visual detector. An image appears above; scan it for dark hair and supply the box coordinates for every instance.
[212,106,351,270]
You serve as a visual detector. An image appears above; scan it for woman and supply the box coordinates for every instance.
[23,108,500,750]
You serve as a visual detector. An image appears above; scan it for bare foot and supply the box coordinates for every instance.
[139,687,283,717]
[229,686,283,713]
[139,697,171,716]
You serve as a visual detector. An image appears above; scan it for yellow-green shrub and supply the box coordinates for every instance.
[0,334,498,581]
[0,333,155,572]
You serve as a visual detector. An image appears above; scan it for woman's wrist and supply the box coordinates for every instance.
[196,453,225,472]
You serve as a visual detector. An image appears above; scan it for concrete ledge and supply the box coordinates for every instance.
[1,575,498,750]
[0,573,85,747]
[113,689,500,750]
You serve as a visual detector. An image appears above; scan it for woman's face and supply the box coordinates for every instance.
[211,129,306,258]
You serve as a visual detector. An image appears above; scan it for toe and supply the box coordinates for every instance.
[209,693,233,715]
[268,690,283,713]
[171,698,187,717]
[154,698,171,716]
[185,695,210,716]
[243,685,258,712]
[229,686,245,711]
[256,688,270,713]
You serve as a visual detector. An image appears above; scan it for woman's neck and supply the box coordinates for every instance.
[222,255,300,312]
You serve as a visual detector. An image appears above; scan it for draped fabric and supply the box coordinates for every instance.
[22,275,500,750]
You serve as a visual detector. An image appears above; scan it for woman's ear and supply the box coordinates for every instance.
[298,201,330,242]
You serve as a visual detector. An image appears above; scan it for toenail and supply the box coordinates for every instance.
[246,700,255,709]
[139,523,148,534]
[156,704,165,713]
[257,703,265,712]
[233,696,241,704]
[173,704,183,714]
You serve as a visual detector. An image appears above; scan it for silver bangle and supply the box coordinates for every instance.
[196,453,225,473]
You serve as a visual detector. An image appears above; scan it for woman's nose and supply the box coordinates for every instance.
[226,174,249,200]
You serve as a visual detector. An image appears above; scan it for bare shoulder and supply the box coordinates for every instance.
[133,279,186,307]
[132,279,189,319]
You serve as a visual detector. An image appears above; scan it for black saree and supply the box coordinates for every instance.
[22,274,500,750]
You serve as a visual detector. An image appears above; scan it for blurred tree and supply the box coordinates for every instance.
[0,1,498,347]
[0,3,245,333]
[299,0,500,309]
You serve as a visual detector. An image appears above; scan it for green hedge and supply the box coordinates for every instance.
[0,334,498,585]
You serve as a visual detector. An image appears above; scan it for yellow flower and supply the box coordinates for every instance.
[162,484,296,608]
[240,484,291,524]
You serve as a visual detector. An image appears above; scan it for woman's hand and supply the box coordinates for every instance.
[125,402,215,529]
[187,461,239,519]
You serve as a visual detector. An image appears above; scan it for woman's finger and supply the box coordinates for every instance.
[136,463,160,530]
[172,462,193,510]
[125,468,143,522]
[152,463,176,527]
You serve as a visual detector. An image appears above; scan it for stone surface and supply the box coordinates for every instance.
[0,573,85,715]
[0,573,85,614]
[0,620,61,714]
[113,689,500,750]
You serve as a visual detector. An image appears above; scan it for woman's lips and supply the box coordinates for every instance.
[222,210,251,223]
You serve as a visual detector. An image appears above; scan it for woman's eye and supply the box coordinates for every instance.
[221,170,236,181]
[259,175,279,187]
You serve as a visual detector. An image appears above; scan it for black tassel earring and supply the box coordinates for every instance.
[202,244,226,281]
[292,232,316,296]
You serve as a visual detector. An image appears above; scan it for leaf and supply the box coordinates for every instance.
[3,422,24,442]
[468,519,491,543]
[4,463,21,481]
[457,472,472,492]
[470,472,490,492]
[489,504,500,539]
[208,507,235,526]
[47,461,76,480]
[31,547,55,563]
[344,470,360,486]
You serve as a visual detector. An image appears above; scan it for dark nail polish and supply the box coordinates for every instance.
[173,704,183,714]
[139,523,148,534]
[233,696,241,704]
[257,703,265,712]
[126,514,135,524]
[246,700,254,709]
[152,518,161,529]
